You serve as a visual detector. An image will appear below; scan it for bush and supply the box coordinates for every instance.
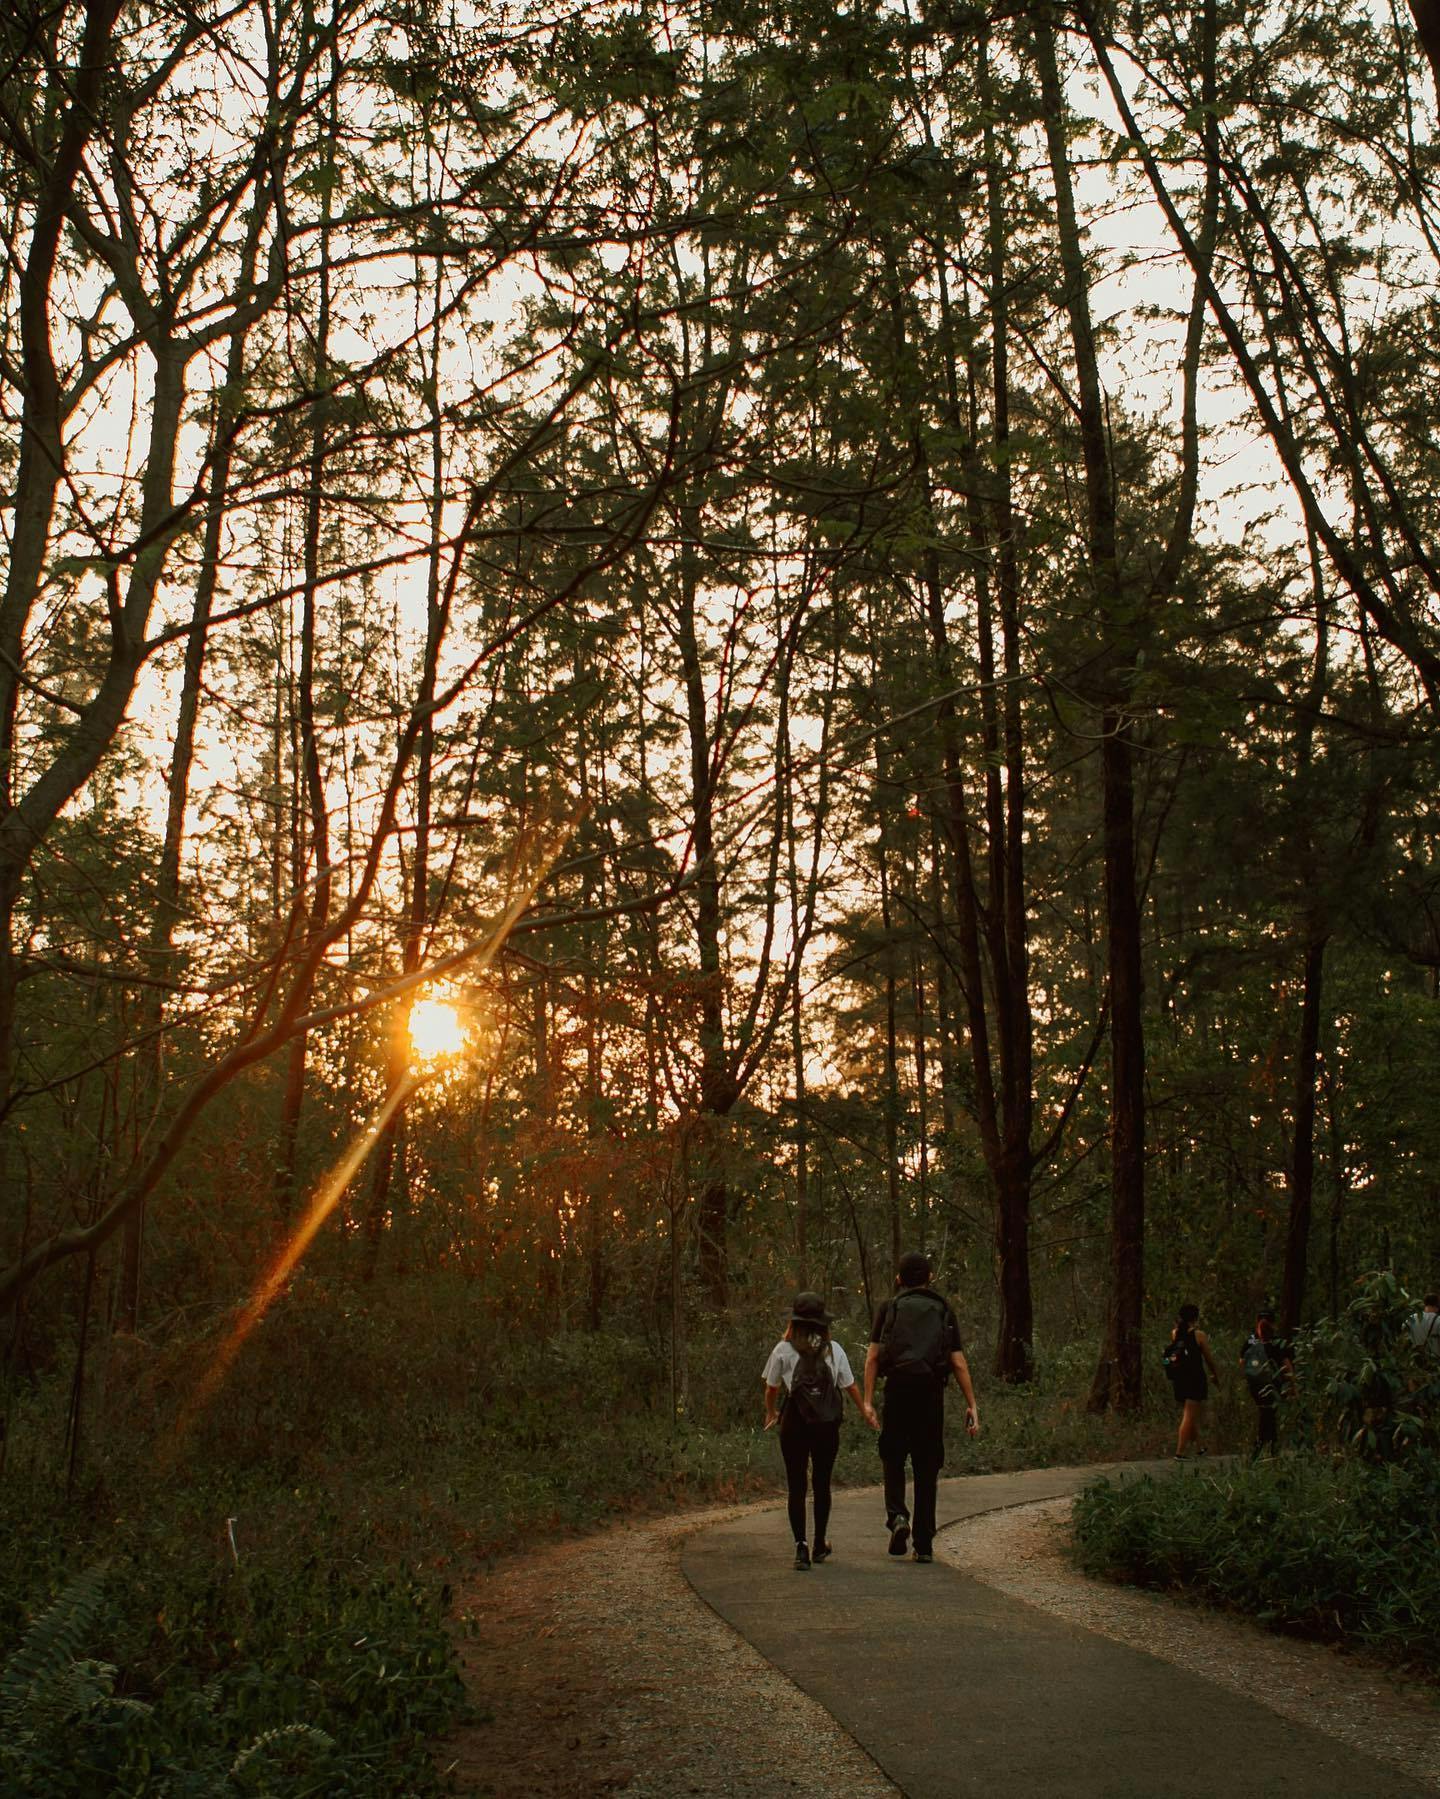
[1072,1272,1440,1673]
[1290,1271,1440,1461]
[1072,1451,1440,1673]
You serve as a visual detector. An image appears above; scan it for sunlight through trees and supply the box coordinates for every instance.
[3,0,1439,1410]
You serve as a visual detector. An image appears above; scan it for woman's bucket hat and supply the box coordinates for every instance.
[789,1290,833,1327]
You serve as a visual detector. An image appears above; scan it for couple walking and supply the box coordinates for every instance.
[762,1252,980,1570]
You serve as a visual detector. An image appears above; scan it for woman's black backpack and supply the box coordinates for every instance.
[1162,1326,1197,1385]
[789,1336,843,1424]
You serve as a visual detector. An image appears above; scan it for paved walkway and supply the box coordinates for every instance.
[681,1464,1413,1799]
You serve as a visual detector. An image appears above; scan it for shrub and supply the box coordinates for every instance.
[1072,1451,1440,1672]
[1290,1271,1440,1461]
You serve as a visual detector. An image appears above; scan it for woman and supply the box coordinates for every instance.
[763,1291,877,1569]
[1167,1301,1220,1459]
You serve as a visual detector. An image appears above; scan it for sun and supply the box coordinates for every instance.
[408,997,467,1063]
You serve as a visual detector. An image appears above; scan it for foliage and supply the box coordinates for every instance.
[0,1479,465,1797]
[7,0,1440,1774]
[1071,1452,1440,1674]
[0,1568,343,1799]
[1291,1271,1440,1461]
[7,0,1440,1399]
[1073,1275,1440,1671]
[0,1565,155,1792]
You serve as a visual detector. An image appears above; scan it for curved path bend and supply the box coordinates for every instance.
[681,1463,1414,1799]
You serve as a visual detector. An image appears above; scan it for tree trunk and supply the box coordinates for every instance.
[364,223,447,1256]
[676,536,736,1308]
[275,56,341,1215]
[908,906,931,1253]
[1091,720,1147,1411]
[1281,934,1327,1334]
[585,967,606,1332]
[1026,15,1148,1411]
[1406,0,1440,101]
[897,138,1038,1376]
[787,809,810,1281]
[122,300,261,1328]
[873,717,903,1274]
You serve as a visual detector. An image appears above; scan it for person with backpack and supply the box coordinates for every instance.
[1164,1301,1220,1459]
[1238,1308,1292,1457]
[1406,1292,1440,1358]
[862,1251,978,1565]
[763,1291,878,1570]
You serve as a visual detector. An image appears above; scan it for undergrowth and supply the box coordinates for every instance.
[1071,1454,1440,1673]
[1,1271,1237,1792]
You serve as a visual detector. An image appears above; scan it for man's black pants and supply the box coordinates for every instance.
[879,1376,946,1552]
[1251,1391,1279,1455]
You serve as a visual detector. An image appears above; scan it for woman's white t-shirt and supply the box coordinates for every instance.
[762,1338,856,1393]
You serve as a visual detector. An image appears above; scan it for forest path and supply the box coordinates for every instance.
[682,1462,1424,1799]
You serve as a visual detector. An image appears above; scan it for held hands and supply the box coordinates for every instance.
[763,1413,778,1431]
[863,1403,880,1431]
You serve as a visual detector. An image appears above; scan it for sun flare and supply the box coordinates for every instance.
[408,997,467,1062]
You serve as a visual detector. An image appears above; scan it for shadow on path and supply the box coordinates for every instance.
[681,1463,1411,1799]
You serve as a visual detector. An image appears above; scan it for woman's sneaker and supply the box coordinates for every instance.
[811,1542,831,1564]
[887,1514,910,1557]
[794,1541,811,1571]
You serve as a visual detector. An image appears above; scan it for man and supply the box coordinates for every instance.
[1237,1307,1292,1458]
[1406,1292,1440,1357]
[863,1251,979,1565]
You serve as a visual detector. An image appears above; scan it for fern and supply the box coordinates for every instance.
[0,1565,118,1739]
[230,1722,335,1779]
[0,1564,159,1792]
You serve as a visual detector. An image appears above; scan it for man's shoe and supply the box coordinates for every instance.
[811,1542,831,1564]
[887,1515,910,1557]
[794,1541,811,1570]
[913,1550,934,1564]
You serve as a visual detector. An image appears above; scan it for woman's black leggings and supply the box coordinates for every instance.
[779,1413,841,1545]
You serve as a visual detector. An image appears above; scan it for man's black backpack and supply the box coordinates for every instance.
[1241,1333,1277,1395]
[789,1335,843,1424]
[878,1288,952,1382]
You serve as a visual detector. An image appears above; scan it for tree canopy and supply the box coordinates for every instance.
[4,0,1439,1410]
